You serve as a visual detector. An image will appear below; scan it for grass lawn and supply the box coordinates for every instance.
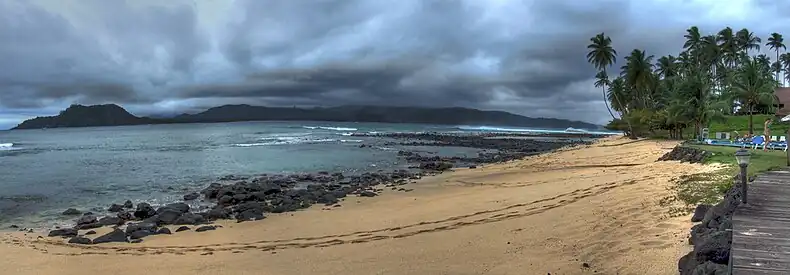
[686,144,787,177]
[708,114,789,136]
[662,144,787,216]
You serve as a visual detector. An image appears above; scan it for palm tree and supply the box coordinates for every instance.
[587,33,628,130]
[621,49,655,109]
[684,26,703,59]
[730,57,780,135]
[594,71,616,120]
[767,32,786,84]
[736,28,761,56]
[718,27,738,68]
[781,53,790,85]
[656,55,678,79]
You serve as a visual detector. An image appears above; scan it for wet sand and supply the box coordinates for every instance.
[1,136,716,275]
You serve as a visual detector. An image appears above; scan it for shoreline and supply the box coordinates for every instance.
[1,132,595,234]
[1,136,715,274]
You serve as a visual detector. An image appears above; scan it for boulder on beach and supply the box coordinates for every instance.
[195,225,216,232]
[117,211,133,221]
[67,236,92,245]
[691,204,711,222]
[92,229,127,244]
[48,228,78,238]
[158,203,190,214]
[175,226,191,232]
[174,212,206,225]
[134,203,156,219]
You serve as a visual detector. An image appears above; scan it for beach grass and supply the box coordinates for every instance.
[663,144,787,216]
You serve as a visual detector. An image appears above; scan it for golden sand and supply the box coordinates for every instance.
[1,136,712,275]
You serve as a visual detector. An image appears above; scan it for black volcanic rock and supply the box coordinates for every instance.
[12,104,158,130]
[12,104,599,130]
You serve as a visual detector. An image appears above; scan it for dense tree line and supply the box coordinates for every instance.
[588,27,782,139]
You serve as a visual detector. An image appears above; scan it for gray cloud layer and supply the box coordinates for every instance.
[1,0,788,129]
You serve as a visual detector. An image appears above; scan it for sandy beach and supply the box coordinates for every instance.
[1,137,718,275]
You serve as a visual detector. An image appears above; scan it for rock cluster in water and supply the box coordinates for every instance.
[678,175,749,274]
[657,146,710,164]
[45,133,595,244]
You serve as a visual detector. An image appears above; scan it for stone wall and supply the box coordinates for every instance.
[678,175,750,274]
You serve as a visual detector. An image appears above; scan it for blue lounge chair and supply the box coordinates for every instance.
[751,135,765,149]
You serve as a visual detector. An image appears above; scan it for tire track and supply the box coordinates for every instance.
[6,174,659,256]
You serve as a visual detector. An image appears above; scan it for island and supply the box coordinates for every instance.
[11,104,600,130]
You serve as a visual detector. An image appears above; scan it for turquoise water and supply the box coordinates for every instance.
[0,121,615,228]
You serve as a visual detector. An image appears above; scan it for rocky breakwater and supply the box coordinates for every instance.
[657,146,710,164]
[47,170,426,245]
[678,175,751,274]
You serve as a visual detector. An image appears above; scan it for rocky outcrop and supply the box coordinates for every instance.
[678,175,747,274]
[44,133,595,245]
[658,146,710,164]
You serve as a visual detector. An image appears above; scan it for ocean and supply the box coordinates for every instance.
[0,121,617,229]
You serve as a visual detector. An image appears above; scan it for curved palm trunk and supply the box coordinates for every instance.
[602,85,616,120]
[612,93,635,138]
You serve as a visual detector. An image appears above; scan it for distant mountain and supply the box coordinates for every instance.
[12,104,600,130]
[12,104,158,130]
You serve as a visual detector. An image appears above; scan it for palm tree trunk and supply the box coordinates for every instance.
[602,85,616,120]
[748,104,754,135]
[777,50,781,85]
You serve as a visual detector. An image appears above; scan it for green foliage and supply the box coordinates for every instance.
[587,27,783,139]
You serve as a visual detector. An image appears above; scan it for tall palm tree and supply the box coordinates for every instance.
[718,27,738,68]
[731,57,780,135]
[767,32,786,84]
[594,71,616,120]
[587,33,626,126]
[621,49,655,109]
[684,26,702,61]
[656,55,678,79]
[736,28,761,56]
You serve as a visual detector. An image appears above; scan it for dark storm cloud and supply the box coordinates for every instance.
[2,0,787,127]
[0,0,205,109]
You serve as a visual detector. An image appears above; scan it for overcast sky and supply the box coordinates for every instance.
[1,0,788,129]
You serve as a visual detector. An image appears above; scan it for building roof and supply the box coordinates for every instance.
[775,87,790,117]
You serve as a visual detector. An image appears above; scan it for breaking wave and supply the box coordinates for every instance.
[0,143,15,150]
[302,126,358,131]
[233,136,362,147]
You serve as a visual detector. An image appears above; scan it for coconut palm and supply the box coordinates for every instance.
[767,32,786,84]
[621,49,655,109]
[587,33,627,128]
[594,71,616,120]
[730,57,780,134]
[718,27,738,68]
[683,26,702,49]
[589,25,784,139]
[736,28,761,56]
[656,55,678,79]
